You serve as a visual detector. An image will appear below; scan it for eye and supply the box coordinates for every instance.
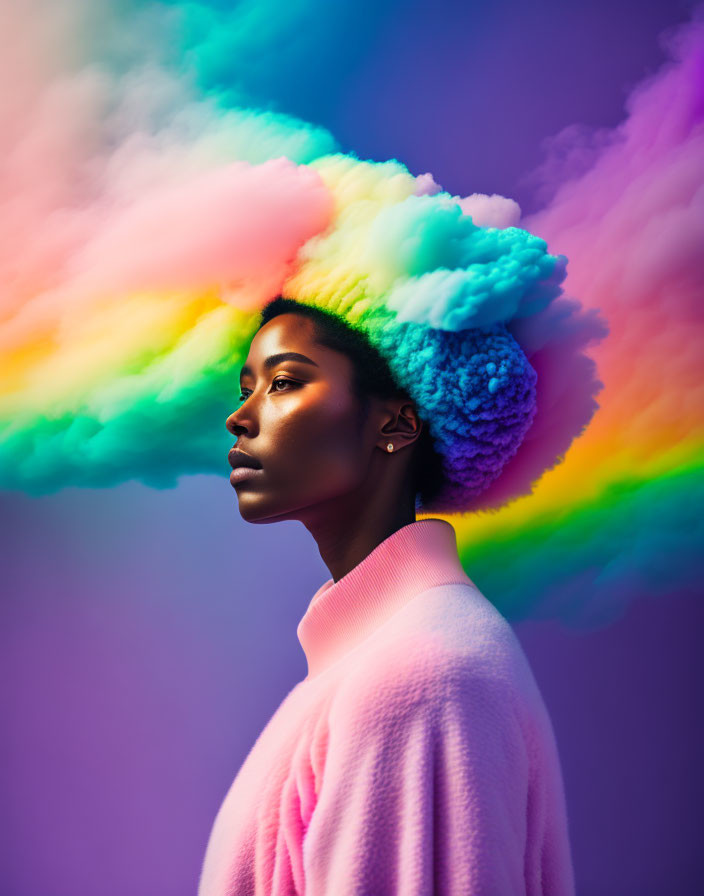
[271,377,298,392]
[237,377,298,403]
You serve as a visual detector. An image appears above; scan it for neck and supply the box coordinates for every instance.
[300,486,418,583]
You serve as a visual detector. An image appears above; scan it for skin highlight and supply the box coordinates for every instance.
[225,312,425,583]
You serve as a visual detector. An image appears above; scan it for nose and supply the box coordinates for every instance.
[226,407,249,437]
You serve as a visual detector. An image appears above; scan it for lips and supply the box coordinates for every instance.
[228,447,263,470]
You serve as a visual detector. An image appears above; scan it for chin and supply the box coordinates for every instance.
[232,474,355,525]
[233,489,296,525]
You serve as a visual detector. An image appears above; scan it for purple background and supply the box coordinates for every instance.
[3,1,703,893]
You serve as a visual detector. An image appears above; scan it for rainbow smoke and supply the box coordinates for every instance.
[1,0,702,625]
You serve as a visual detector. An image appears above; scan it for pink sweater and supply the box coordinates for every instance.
[198,519,576,895]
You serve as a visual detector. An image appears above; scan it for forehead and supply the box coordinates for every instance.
[240,312,353,382]
[247,313,318,358]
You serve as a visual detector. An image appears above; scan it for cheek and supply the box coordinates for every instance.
[262,389,367,494]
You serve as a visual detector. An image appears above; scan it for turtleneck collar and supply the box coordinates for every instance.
[297,518,474,679]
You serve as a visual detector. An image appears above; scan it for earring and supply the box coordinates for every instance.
[386,442,394,453]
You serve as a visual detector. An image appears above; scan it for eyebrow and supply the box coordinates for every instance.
[239,351,320,381]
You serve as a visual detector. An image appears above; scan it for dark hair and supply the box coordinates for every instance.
[257,296,445,508]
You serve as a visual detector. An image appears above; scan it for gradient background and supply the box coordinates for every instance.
[2,1,703,894]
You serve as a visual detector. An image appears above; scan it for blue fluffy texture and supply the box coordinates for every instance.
[368,197,568,330]
[368,314,539,513]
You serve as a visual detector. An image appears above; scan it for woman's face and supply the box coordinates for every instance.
[225,313,377,524]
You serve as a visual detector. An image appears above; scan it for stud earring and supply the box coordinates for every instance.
[386,442,394,453]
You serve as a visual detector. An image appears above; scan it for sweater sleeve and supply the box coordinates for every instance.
[300,647,532,896]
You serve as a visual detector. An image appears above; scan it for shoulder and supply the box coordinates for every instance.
[330,581,537,734]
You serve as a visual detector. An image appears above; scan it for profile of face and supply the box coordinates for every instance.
[225,312,409,525]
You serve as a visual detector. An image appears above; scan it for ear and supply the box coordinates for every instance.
[377,399,424,454]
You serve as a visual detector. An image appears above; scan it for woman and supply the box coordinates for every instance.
[198,296,576,896]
